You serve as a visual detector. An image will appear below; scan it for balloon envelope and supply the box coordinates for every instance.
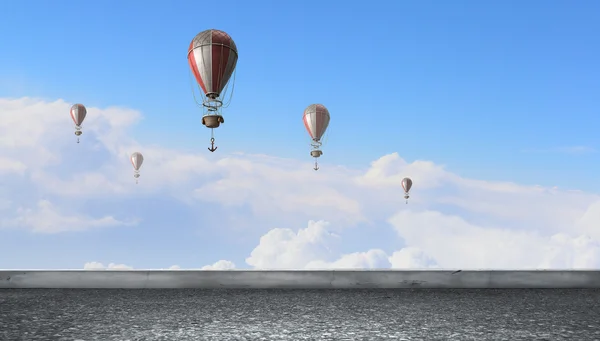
[303,104,330,141]
[188,29,238,99]
[70,104,87,126]
[402,177,413,192]
[130,152,144,171]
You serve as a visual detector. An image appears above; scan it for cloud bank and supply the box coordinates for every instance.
[1,97,599,269]
[83,260,236,270]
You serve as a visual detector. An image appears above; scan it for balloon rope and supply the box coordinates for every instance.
[221,69,236,108]
[321,126,330,146]
[188,69,204,109]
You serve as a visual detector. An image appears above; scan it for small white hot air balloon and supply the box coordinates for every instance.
[303,104,330,171]
[70,104,87,143]
[402,177,413,204]
[130,152,144,184]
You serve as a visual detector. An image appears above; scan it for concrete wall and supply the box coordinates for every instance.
[1,270,600,289]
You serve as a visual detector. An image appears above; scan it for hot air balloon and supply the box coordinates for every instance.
[70,104,87,143]
[130,152,144,184]
[303,104,330,170]
[188,29,238,152]
[402,177,413,204]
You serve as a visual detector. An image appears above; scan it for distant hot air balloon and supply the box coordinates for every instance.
[303,104,330,171]
[402,177,413,204]
[130,152,144,184]
[188,29,238,152]
[70,104,87,143]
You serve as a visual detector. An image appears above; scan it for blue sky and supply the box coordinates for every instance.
[1,0,600,270]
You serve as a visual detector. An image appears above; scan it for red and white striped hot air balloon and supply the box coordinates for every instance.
[188,29,238,152]
[188,29,238,101]
[70,103,87,144]
[303,104,331,171]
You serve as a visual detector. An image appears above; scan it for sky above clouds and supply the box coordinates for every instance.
[1,1,600,269]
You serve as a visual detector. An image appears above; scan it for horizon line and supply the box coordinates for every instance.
[2,269,599,272]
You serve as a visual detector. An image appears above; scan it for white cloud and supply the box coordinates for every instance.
[2,97,600,269]
[355,152,599,237]
[82,262,235,270]
[193,156,366,225]
[0,98,364,227]
[83,262,133,270]
[356,153,448,191]
[0,157,27,175]
[245,220,339,269]
[201,260,236,270]
[576,201,600,240]
[388,210,600,269]
[306,249,392,269]
[2,199,135,233]
[388,247,439,269]
[244,220,439,270]
[539,234,600,269]
[243,213,600,270]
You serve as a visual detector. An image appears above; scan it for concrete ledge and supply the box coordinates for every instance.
[1,270,599,289]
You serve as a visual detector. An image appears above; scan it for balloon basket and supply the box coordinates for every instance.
[310,150,323,158]
[202,115,224,129]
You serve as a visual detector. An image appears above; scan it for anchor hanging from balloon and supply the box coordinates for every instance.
[208,137,217,152]
[188,29,238,152]
[303,104,330,171]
